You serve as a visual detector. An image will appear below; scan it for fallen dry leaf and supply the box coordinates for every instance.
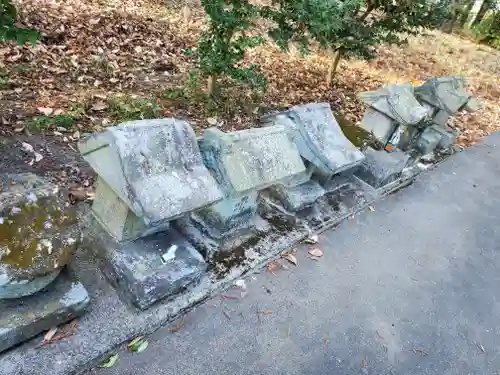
[206,117,218,125]
[282,253,298,266]
[368,205,375,212]
[267,261,280,274]
[37,107,53,116]
[308,248,323,257]
[362,358,367,368]
[257,310,273,315]
[43,327,58,343]
[37,319,77,348]
[68,186,96,204]
[168,318,185,333]
[92,102,108,111]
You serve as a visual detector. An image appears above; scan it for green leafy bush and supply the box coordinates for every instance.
[474,11,500,49]
[0,0,39,45]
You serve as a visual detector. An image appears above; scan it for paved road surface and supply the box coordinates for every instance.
[87,132,500,375]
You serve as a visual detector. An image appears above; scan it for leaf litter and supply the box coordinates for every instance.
[0,0,496,149]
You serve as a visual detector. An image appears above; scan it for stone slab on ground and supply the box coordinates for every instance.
[268,180,325,212]
[82,214,207,310]
[0,270,89,353]
[355,148,410,188]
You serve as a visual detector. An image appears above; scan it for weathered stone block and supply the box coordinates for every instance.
[355,148,410,189]
[431,125,459,149]
[194,193,258,235]
[78,119,223,241]
[415,127,442,155]
[0,270,89,353]
[358,84,430,126]
[0,174,80,299]
[415,76,472,116]
[359,107,396,145]
[260,103,365,176]
[269,180,325,212]
[199,126,306,196]
[82,214,206,310]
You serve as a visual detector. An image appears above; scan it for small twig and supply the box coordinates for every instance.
[478,343,486,353]
[376,330,385,340]
[412,348,428,356]
[222,309,231,320]
[168,317,185,333]
[219,294,238,300]
[409,255,422,267]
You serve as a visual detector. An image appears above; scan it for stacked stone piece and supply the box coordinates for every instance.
[0,173,89,353]
[79,119,223,309]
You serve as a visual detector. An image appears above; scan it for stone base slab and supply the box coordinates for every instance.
[0,270,89,353]
[82,215,207,310]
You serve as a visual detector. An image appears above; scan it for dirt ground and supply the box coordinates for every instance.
[1,0,499,188]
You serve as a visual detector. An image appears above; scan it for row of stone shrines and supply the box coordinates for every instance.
[0,76,477,353]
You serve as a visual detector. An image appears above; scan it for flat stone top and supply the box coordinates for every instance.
[267,103,365,175]
[0,174,79,281]
[415,76,472,114]
[200,126,306,195]
[79,119,223,224]
[358,83,430,125]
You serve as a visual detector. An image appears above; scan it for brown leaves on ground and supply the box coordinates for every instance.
[168,317,185,333]
[280,250,298,266]
[308,248,323,258]
[37,320,77,348]
[68,185,96,204]
[0,0,497,147]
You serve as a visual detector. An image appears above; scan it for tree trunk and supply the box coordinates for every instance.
[326,49,342,87]
[471,0,490,26]
[458,0,475,26]
[207,75,215,95]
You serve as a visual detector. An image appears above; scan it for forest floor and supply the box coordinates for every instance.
[0,0,499,187]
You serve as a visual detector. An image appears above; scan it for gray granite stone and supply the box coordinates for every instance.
[82,214,206,310]
[355,148,410,188]
[79,119,223,241]
[260,103,365,176]
[415,76,472,116]
[199,126,306,197]
[415,126,445,155]
[0,270,89,353]
[359,107,396,146]
[0,173,80,299]
[430,125,459,150]
[193,193,259,235]
[269,180,325,212]
[358,83,430,126]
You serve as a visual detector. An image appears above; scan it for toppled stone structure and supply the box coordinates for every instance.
[0,173,89,353]
[415,76,477,126]
[260,103,365,210]
[358,83,430,152]
[179,126,307,257]
[79,119,223,309]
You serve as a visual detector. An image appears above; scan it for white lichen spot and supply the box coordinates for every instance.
[44,220,53,230]
[10,207,21,215]
[65,237,76,246]
[40,239,53,255]
[26,192,38,203]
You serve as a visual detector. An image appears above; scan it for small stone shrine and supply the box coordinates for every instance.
[79,119,223,309]
[0,173,89,353]
[183,126,307,256]
[260,103,365,209]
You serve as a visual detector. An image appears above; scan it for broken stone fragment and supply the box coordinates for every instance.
[0,173,80,299]
[260,103,365,177]
[415,76,472,116]
[358,84,430,126]
[355,148,410,189]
